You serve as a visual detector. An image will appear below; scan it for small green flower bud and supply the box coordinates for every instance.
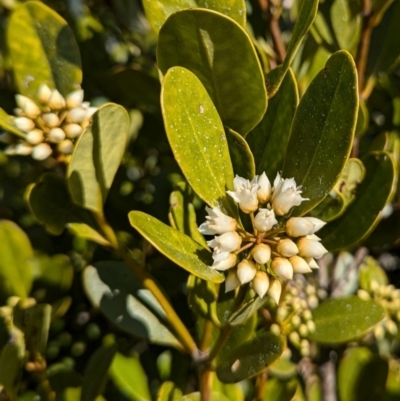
[303,310,312,321]
[385,319,398,336]
[374,324,385,341]
[299,324,308,337]
[277,239,299,257]
[270,323,281,336]
[237,259,257,284]
[289,331,300,346]
[306,320,316,333]
[308,295,319,309]
[271,257,293,280]
[357,289,370,301]
[291,315,301,328]
[251,244,271,264]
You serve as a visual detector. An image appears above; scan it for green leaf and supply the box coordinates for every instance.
[68,103,129,214]
[247,69,298,178]
[109,353,151,401]
[309,191,346,223]
[225,127,255,180]
[216,331,284,383]
[28,173,105,240]
[129,211,224,284]
[266,0,319,97]
[319,152,397,251]
[308,296,385,344]
[0,108,25,139]
[228,295,268,326]
[161,67,235,211]
[157,382,183,401]
[182,393,230,401]
[158,9,267,135]
[282,50,358,216]
[0,344,24,397]
[338,347,388,401]
[385,359,400,401]
[81,344,117,401]
[263,377,297,401]
[7,1,81,99]
[358,257,388,292]
[0,220,33,299]
[169,182,207,247]
[83,262,181,348]
[143,0,246,33]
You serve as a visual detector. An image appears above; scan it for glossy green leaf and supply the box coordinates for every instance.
[212,376,244,401]
[68,103,129,214]
[229,295,268,326]
[83,262,180,348]
[358,257,388,292]
[266,0,318,97]
[81,344,117,401]
[0,220,33,299]
[28,173,103,238]
[129,211,224,284]
[161,67,235,212]
[282,51,358,216]
[67,223,110,247]
[364,210,400,251]
[158,9,267,135]
[263,377,297,401]
[0,344,24,397]
[309,191,346,222]
[269,356,297,380]
[308,296,385,344]
[169,182,207,247]
[334,158,365,204]
[0,108,25,139]
[338,347,388,401]
[182,392,229,401]
[109,353,151,401]
[216,331,284,383]
[319,152,396,251]
[7,1,81,99]
[247,69,298,178]
[157,381,183,401]
[143,0,246,33]
[225,127,255,180]
[187,275,219,324]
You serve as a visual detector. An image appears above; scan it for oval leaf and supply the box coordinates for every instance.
[0,220,33,299]
[308,296,385,344]
[319,151,396,251]
[143,0,246,33]
[158,9,267,135]
[7,1,82,99]
[216,331,284,383]
[0,108,25,139]
[129,211,224,283]
[247,69,298,177]
[161,67,234,211]
[67,103,129,214]
[282,50,358,216]
[83,262,181,348]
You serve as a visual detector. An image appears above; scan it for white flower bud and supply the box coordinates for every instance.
[211,251,237,271]
[252,271,270,298]
[289,256,312,274]
[14,143,32,155]
[289,331,300,346]
[271,173,308,216]
[199,206,237,235]
[307,320,316,333]
[48,128,65,143]
[277,239,299,257]
[291,315,301,327]
[385,319,398,336]
[374,324,385,341]
[57,139,74,154]
[271,257,293,280]
[42,113,60,128]
[286,217,315,237]
[304,217,326,233]
[268,279,282,305]
[48,90,66,110]
[64,123,83,139]
[297,238,328,259]
[225,270,240,293]
[32,143,52,160]
[227,175,259,213]
[357,289,370,301]
[26,129,44,145]
[252,172,271,203]
[37,84,53,104]
[299,324,308,337]
[14,117,35,132]
[237,259,257,284]
[305,257,319,269]
[67,107,87,124]
[207,231,242,252]
[66,89,84,109]
[251,244,271,264]
[254,208,277,232]
[270,324,281,336]
[13,107,24,116]
[15,95,41,119]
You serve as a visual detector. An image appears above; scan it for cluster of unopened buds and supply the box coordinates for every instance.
[1,84,96,161]
[199,173,328,303]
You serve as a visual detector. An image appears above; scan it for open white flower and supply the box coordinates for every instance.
[271,173,308,216]
[227,175,259,213]
[207,231,242,253]
[198,206,237,235]
[254,208,277,232]
[252,172,271,204]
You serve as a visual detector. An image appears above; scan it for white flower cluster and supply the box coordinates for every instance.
[199,172,328,304]
[1,84,96,161]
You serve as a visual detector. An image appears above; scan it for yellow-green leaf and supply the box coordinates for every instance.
[0,108,25,139]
